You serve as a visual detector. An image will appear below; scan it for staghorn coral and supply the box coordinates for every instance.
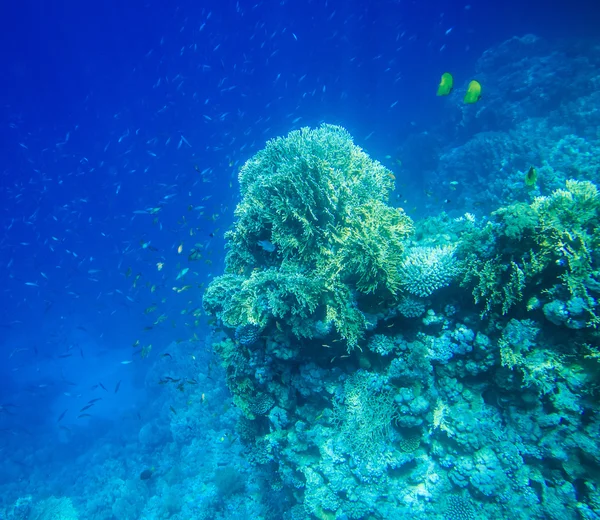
[367,334,396,356]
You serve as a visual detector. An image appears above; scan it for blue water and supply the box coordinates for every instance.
[1,0,600,519]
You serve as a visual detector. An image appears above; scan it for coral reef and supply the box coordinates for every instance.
[203,119,600,519]
[4,34,600,520]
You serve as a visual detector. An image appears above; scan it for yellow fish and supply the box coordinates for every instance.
[525,166,537,187]
[436,72,453,96]
[464,80,482,104]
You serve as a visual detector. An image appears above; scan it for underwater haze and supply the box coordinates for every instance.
[1,0,600,519]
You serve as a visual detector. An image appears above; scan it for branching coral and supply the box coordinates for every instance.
[460,180,600,324]
[225,124,396,273]
[203,124,414,349]
[323,200,413,295]
[400,244,459,297]
[203,265,324,338]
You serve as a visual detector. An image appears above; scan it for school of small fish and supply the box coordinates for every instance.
[0,3,484,426]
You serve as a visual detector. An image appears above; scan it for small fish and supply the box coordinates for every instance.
[140,468,154,480]
[79,403,94,412]
[77,413,92,419]
[463,80,482,104]
[176,268,189,280]
[436,72,453,96]
[257,240,276,253]
[24,282,39,287]
[144,305,158,314]
[121,360,133,365]
[153,314,167,325]
[88,398,102,404]
[133,273,142,288]
[173,285,192,293]
[169,406,177,415]
[57,409,68,423]
[114,380,121,393]
[525,166,537,187]
[99,382,108,392]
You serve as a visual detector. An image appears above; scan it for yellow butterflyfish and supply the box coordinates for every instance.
[525,166,537,187]
[464,80,482,104]
[436,72,453,96]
